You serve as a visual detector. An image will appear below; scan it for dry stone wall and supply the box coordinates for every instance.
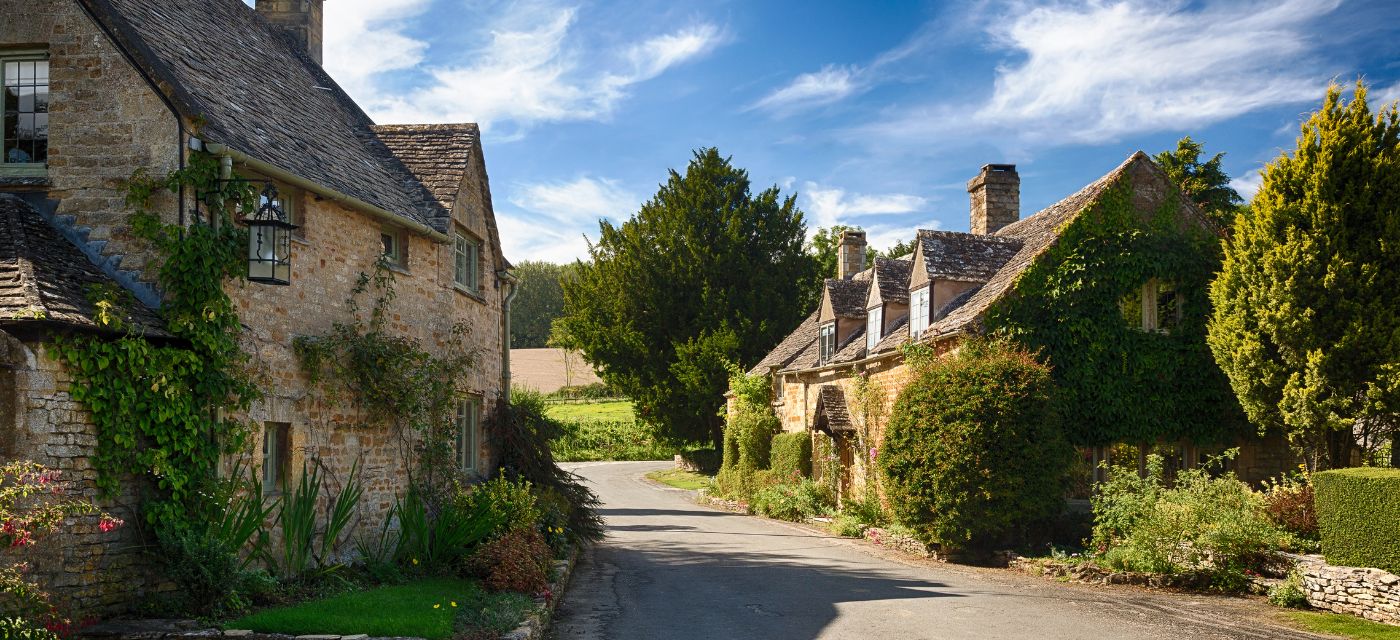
[1301,558,1400,626]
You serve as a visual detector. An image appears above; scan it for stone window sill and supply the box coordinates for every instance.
[454,283,486,303]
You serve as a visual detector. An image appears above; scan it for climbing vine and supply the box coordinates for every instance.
[849,372,886,495]
[293,263,480,488]
[52,151,260,528]
[983,176,1246,446]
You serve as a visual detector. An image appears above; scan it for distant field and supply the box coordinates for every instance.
[511,348,603,394]
[546,400,634,423]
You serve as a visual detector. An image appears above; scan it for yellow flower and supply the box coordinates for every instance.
[433,603,440,609]
[451,601,458,607]
[412,558,419,565]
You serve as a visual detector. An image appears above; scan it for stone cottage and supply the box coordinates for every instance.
[1,0,512,614]
[746,153,1290,499]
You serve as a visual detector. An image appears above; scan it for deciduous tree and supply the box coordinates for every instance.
[510,260,571,349]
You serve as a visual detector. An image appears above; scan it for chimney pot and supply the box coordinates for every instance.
[837,230,867,280]
[967,163,1019,235]
[256,0,324,65]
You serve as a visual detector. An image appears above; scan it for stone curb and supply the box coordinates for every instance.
[501,543,582,640]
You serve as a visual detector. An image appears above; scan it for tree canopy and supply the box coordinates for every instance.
[1153,136,1244,228]
[558,148,821,446]
[1208,82,1400,469]
[509,260,572,348]
[881,238,916,259]
[808,225,876,279]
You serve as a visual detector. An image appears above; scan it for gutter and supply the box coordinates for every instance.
[203,142,449,243]
[498,268,520,405]
[781,328,966,377]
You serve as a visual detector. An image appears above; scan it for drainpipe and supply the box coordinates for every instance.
[498,268,519,405]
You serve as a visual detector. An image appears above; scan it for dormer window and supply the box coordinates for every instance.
[819,321,837,362]
[866,306,883,351]
[910,286,930,338]
[1120,279,1181,333]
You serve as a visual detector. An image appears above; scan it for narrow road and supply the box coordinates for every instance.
[550,461,1323,640]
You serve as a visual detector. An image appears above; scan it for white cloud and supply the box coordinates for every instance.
[1230,168,1264,201]
[750,66,859,114]
[320,0,431,97]
[499,176,642,261]
[801,181,927,229]
[862,0,1339,146]
[1375,83,1400,108]
[354,4,724,134]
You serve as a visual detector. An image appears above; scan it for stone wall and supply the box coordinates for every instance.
[1300,557,1400,626]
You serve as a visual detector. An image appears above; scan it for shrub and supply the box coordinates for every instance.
[1268,570,1311,609]
[0,618,60,640]
[751,479,834,522]
[677,447,721,474]
[769,432,812,479]
[392,484,496,571]
[1263,473,1318,541]
[1092,454,1293,579]
[155,527,251,616]
[842,492,890,529]
[550,420,675,462]
[470,528,552,594]
[831,514,868,538]
[879,339,1072,551]
[497,389,603,542]
[456,476,540,538]
[1313,467,1400,573]
[715,395,780,500]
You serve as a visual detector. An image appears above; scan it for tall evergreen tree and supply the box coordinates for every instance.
[1208,82,1400,470]
[1154,136,1244,228]
[559,148,821,447]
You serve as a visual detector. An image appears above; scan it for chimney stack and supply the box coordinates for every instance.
[967,164,1019,235]
[837,229,867,280]
[256,0,324,65]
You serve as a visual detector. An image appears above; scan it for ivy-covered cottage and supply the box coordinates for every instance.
[746,153,1291,499]
[1,0,511,614]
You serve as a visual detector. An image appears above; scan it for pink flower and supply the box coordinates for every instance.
[98,516,124,533]
[869,447,878,462]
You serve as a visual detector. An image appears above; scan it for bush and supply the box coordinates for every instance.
[497,389,604,542]
[678,447,722,474]
[842,492,890,529]
[1314,467,1400,573]
[831,514,868,538]
[715,395,780,500]
[155,527,251,616]
[469,528,552,594]
[769,432,812,479]
[0,618,60,640]
[551,420,676,462]
[1092,454,1293,579]
[751,479,834,522]
[1263,474,1318,541]
[879,339,1073,551]
[1268,570,1311,609]
[456,476,540,539]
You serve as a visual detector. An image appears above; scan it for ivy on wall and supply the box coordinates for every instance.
[53,152,260,527]
[983,177,1246,446]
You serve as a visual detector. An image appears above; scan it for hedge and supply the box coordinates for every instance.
[770,432,812,480]
[1314,467,1400,574]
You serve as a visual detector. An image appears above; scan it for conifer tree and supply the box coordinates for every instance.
[1153,136,1243,228]
[1208,82,1400,469]
[558,148,820,447]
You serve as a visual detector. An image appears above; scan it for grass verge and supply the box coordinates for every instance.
[646,469,711,491]
[225,578,531,640]
[545,400,635,423]
[1286,611,1400,639]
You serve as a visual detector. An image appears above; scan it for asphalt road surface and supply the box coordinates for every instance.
[549,461,1325,640]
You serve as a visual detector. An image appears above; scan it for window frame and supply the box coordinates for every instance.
[381,226,407,268]
[261,422,291,496]
[453,228,481,294]
[866,305,883,351]
[819,321,837,363]
[1,50,51,178]
[454,398,480,475]
[909,286,930,338]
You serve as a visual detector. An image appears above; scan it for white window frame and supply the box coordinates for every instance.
[819,321,837,362]
[454,230,481,293]
[1,51,50,178]
[866,305,883,351]
[381,227,406,267]
[455,398,479,475]
[910,286,930,338]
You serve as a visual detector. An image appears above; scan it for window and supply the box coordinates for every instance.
[381,227,406,267]
[261,422,290,495]
[454,398,479,474]
[866,305,883,351]
[819,321,837,362]
[2,53,49,177]
[1121,279,1182,333]
[910,287,930,338]
[454,230,480,293]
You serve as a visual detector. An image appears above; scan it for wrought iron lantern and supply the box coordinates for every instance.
[243,182,297,285]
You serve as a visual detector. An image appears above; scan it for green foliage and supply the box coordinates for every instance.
[1262,471,1319,543]
[1208,82,1400,470]
[881,238,915,259]
[551,420,676,462]
[0,618,60,640]
[1091,453,1293,579]
[1268,570,1311,609]
[468,528,552,594]
[1153,136,1244,228]
[715,387,780,500]
[809,225,877,278]
[262,461,363,580]
[1313,467,1400,573]
[495,389,603,542]
[510,260,573,348]
[880,339,1072,551]
[155,526,253,616]
[984,170,1244,446]
[391,484,497,571]
[52,152,260,527]
[751,479,834,522]
[557,148,820,447]
[228,578,506,640]
[769,432,811,479]
[456,476,541,540]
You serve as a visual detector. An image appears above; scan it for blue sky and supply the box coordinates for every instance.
[294,0,1399,262]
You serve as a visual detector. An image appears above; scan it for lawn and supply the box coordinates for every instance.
[226,578,532,640]
[646,469,711,491]
[1287,611,1400,640]
[545,399,635,422]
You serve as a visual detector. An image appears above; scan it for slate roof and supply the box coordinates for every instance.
[747,310,819,375]
[813,385,855,434]
[373,123,511,269]
[871,316,909,355]
[81,0,445,231]
[916,230,1023,282]
[872,257,912,304]
[825,277,871,319]
[0,195,166,336]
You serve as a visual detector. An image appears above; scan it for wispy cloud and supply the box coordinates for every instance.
[749,66,859,114]
[1230,168,1265,201]
[1375,82,1400,108]
[861,0,1339,147]
[798,181,930,252]
[320,0,432,97]
[499,176,642,261]
[357,3,724,136]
